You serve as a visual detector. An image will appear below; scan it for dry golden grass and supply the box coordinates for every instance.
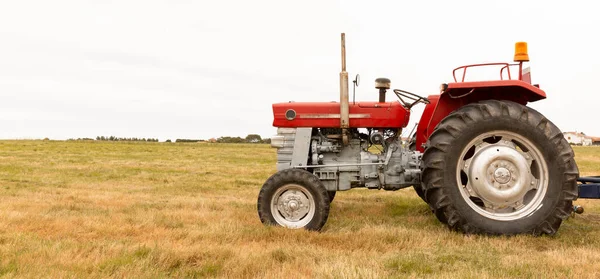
[0,141,599,278]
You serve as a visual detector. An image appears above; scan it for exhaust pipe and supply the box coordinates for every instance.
[340,33,349,145]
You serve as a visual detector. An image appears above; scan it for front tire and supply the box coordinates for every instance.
[258,169,330,231]
[422,100,578,235]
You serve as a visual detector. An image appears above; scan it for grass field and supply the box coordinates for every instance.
[1,141,599,278]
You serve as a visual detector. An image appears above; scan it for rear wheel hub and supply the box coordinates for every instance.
[467,144,531,206]
[458,132,548,221]
[493,167,511,184]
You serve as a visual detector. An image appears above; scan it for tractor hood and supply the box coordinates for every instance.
[272,101,410,129]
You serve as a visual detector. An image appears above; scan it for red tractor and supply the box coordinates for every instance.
[257,34,583,235]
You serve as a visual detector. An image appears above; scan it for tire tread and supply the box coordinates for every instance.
[422,100,578,235]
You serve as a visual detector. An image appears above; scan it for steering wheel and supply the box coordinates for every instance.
[393,89,430,109]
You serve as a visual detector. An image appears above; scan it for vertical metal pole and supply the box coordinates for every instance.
[340,33,349,145]
[341,33,346,72]
[518,61,523,81]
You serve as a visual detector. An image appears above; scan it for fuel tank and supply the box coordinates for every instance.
[272,101,410,128]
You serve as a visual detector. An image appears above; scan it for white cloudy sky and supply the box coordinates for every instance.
[0,1,598,140]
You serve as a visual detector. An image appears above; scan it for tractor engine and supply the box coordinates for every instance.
[271,127,421,192]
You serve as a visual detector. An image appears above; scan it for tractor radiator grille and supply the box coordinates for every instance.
[273,128,297,171]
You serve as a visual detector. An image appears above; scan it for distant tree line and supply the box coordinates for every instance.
[216,134,270,144]
[175,139,205,143]
[96,136,159,142]
[66,134,271,143]
[67,138,95,141]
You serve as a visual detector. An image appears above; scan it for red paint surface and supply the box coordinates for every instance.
[272,101,410,128]
[271,59,546,151]
[415,95,440,152]
[415,80,547,151]
[445,80,545,100]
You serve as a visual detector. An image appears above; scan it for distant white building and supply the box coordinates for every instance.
[563,132,593,146]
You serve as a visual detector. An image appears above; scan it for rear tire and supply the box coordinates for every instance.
[422,100,578,235]
[258,169,330,231]
[327,191,336,203]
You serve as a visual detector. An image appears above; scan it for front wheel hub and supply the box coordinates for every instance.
[270,184,316,228]
[277,191,310,221]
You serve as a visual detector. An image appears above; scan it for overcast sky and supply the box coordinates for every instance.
[0,1,598,140]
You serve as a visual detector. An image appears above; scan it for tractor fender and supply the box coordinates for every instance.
[415,80,546,152]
